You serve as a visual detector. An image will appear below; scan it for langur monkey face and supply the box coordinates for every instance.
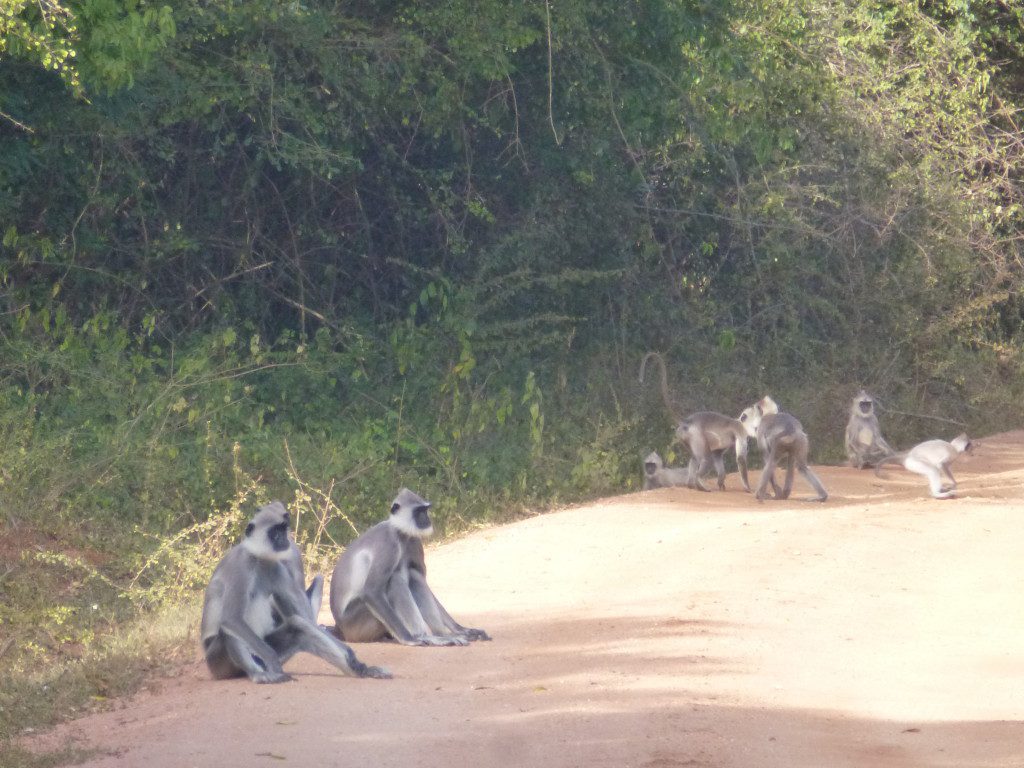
[389,488,434,538]
[242,501,292,560]
[854,391,875,416]
[739,395,778,438]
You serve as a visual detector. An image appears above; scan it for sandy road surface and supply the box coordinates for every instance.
[25,431,1024,767]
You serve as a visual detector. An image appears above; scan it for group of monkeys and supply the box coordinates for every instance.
[639,352,974,502]
[199,353,975,685]
[200,489,489,685]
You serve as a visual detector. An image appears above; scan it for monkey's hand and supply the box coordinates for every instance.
[359,665,392,679]
[463,628,491,642]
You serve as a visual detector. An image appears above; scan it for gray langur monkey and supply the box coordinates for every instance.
[201,501,391,684]
[674,412,752,492]
[742,402,828,502]
[643,451,692,490]
[874,434,973,499]
[844,390,894,469]
[330,489,490,646]
[639,352,755,493]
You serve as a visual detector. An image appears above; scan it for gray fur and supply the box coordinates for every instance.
[875,434,973,499]
[844,390,895,469]
[330,489,490,647]
[746,408,828,503]
[200,501,390,683]
[642,451,692,490]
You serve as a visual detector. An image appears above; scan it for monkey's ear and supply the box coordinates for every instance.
[245,523,255,537]
[390,502,400,515]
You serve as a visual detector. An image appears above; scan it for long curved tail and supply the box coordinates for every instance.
[874,452,908,478]
[639,351,677,420]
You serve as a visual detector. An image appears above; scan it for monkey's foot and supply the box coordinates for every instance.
[252,671,293,684]
[463,628,491,642]
[415,634,469,647]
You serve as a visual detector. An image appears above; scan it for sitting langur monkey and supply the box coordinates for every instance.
[742,401,828,502]
[874,434,973,499]
[640,352,752,492]
[844,390,894,469]
[643,451,692,489]
[201,501,391,683]
[330,489,490,646]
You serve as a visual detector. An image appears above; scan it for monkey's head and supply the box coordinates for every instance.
[242,501,293,561]
[643,451,663,477]
[853,390,875,417]
[951,433,974,455]
[739,395,776,438]
[388,488,434,539]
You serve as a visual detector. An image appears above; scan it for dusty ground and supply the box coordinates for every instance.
[24,431,1024,767]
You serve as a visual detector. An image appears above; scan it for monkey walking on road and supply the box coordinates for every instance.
[742,400,828,503]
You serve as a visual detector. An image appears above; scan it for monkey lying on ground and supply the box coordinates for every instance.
[643,451,692,489]
[845,390,894,469]
[330,489,490,646]
[741,400,828,502]
[874,434,973,499]
[201,501,390,683]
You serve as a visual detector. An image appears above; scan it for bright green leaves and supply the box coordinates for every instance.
[0,0,175,98]
[0,0,82,95]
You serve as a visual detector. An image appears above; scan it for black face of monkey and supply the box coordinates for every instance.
[644,462,658,476]
[413,504,432,530]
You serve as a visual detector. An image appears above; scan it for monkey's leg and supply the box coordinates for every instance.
[691,457,716,492]
[779,456,796,499]
[384,578,468,646]
[304,574,324,623]
[797,463,828,502]
[409,572,490,642]
[203,635,246,680]
[335,601,389,643]
[218,624,292,684]
[905,456,954,499]
[940,464,958,490]
[712,451,727,490]
[271,615,391,679]
[685,457,701,490]
[754,455,779,501]
[734,445,751,492]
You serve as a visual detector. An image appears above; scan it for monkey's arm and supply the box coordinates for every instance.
[377,573,469,646]
[408,570,490,641]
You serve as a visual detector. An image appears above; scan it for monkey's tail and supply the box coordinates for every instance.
[873,452,908,478]
[639,351,677,420]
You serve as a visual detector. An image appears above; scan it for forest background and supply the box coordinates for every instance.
[2,0,1023,759]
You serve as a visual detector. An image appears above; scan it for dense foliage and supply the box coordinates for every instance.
[2,0,1023,728]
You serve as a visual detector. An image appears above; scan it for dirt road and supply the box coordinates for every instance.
[27,431,1024,767]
